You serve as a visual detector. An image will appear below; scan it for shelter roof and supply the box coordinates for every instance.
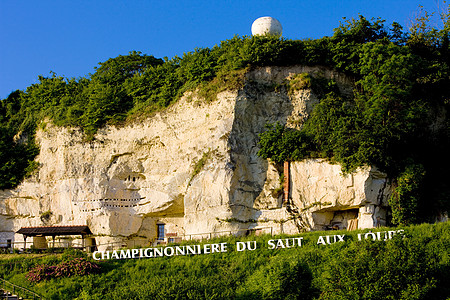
[16,225,92,237]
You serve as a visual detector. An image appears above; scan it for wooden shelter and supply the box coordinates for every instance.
[17,225,92,250]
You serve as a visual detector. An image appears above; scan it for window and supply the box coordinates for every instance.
[157,224,165,240]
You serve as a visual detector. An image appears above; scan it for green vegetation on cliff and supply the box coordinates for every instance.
[1,222,450,299]
[257,12,450,225]
[1,8,450,224]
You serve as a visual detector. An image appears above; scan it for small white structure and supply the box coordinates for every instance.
[251,16,282,36]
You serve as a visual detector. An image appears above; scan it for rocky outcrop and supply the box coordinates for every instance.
[0,65,390,249]
[288,160,390,230]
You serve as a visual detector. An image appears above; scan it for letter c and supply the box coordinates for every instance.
[92,251,101,260]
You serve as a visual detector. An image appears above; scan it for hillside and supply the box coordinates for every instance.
[1,222,450,299]
[1,64,390,246]
[0,14,450,238]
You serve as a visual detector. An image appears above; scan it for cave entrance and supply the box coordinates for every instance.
[313,208,359,231]
[329,208,359,230]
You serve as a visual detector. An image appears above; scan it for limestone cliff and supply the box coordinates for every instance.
[0,66,390,249]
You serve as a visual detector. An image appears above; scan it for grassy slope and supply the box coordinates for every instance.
[1,222,449,299]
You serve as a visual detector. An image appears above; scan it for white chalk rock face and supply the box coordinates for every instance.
[0,65,389,249]
[251,17,282,36]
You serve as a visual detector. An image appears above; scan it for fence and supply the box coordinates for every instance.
[1,227,275,253]
[0,278,41,300]
[94,227,274,251]
[182,226,273,241]
[0,240,92,254]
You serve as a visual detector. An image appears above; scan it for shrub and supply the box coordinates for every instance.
[26,257,100,283]
[239,255,317,299]
[258,122,313,163]
[288,73,312,93]
[389,164,425,225]
[319,235,441,300]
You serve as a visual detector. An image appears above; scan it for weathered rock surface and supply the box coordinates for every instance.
[0,66,390,249]
[289,159,390,230]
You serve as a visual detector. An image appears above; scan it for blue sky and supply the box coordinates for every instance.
[0,0,444,99]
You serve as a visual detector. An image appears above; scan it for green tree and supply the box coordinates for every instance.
[80,51,164,135]
[90,51,163,85]
[0,125,38,189]
[258,122,312,164]
[389,164,426,225]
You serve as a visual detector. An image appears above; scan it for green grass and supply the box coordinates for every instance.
[1,222,450,299]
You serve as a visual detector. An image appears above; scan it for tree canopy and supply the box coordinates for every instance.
[258,12,450,225]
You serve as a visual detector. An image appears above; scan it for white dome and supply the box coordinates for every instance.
[251,16,282,36]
